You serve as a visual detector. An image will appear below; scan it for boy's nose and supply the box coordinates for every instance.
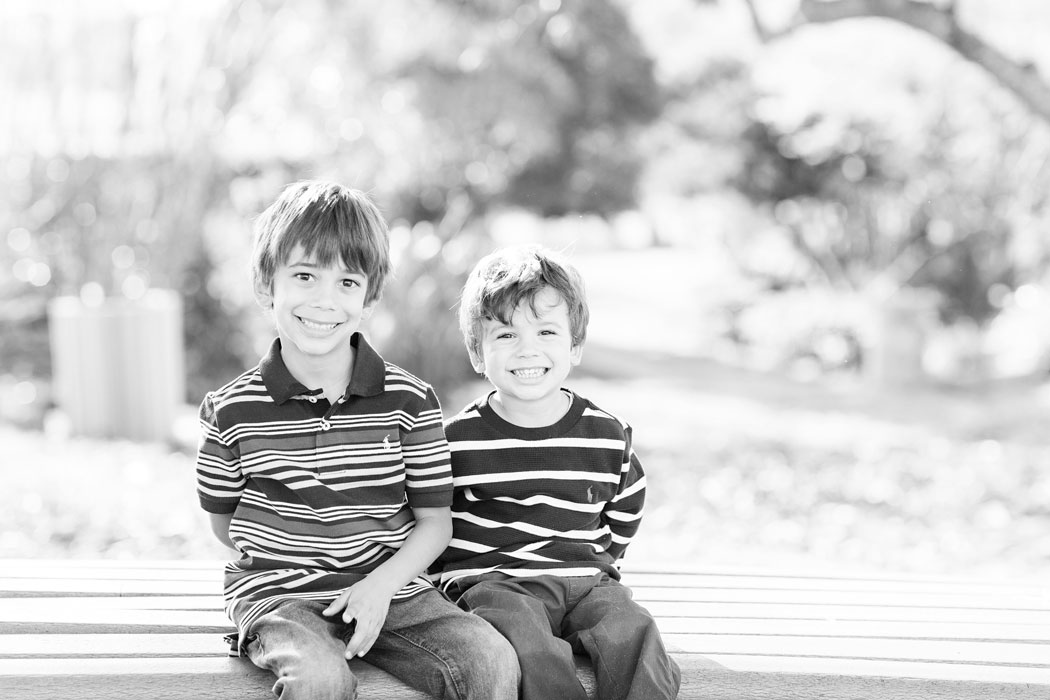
[516,338,539,356]
[310,288,336,308]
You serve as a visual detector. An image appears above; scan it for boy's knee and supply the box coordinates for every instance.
[248,604,355,700]
[271,663,357,700]
[604,606,661,640]
[473,615,519,669]
[457,617,520,698]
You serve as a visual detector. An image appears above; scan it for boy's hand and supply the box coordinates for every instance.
[322,575,396,658]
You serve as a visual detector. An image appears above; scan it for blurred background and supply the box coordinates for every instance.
[1,0,1048,579]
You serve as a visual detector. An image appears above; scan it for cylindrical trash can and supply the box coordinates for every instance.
[866,290,938,387]
[48,289,185,442]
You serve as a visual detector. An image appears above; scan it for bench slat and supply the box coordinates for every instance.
[630,586,1049,608]
[0,578,216,596]
[0,595,219,609]
[657,616,1050,641]
[623,572,1050,597]
[665,632,1050,665]
[0,607,231,628]
[644,601,1050,625]
[699,654,1050,685]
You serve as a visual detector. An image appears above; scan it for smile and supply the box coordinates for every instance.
[297,316,341,331]
[512,368,548,379]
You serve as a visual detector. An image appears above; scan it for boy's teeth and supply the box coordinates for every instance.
[300,318,338,331]
[513,368,546,378]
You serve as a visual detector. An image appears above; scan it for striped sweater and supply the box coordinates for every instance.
[435,390,646,590]
[195,333,452,638]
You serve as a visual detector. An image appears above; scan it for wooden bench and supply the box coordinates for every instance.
[1,560,1047,699]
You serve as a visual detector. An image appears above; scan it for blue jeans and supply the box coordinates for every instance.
[451,573,681,700]
[244,589,519,700]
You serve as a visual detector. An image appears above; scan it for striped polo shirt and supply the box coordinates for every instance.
[195,333,452,636]
[435,390,646,591]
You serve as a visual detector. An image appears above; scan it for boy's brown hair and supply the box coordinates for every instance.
[251,181,391,305]
[458,245,589,367]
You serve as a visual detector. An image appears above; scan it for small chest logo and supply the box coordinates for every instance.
[383,434,392,450]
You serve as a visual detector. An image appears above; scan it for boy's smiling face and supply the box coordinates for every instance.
[258,244,374,370]
[476,286,582,422]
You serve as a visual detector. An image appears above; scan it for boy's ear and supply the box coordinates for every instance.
[470,355,485,374]
[362,302,376,320]
[254,281,274,309]
[570,343,583,366]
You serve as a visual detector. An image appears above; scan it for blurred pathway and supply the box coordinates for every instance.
[579,342,1050,447]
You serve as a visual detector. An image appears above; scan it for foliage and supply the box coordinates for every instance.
[726,81,1050,376]
[0,0,661,406]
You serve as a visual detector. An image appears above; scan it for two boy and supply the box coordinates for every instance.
[195,180,679,699]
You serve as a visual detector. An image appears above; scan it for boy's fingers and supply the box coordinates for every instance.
[344,634,377,658]
[356,638,376,658]
[322,590,351,616]
[343,619,380,658]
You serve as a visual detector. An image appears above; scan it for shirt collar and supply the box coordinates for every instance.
[260,333,386,404]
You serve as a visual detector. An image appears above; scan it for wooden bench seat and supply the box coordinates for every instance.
[1,560,1047,699]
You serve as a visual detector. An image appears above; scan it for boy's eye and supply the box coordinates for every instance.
[341,279,360,288]
[294,272,313,282]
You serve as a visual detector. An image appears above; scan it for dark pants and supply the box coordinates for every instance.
[452,573,681,700]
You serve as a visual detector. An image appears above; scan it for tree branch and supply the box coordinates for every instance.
[746,0,1050,123]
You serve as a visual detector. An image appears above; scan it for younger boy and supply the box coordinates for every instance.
[435,245,681,700]
[195,181,518,700]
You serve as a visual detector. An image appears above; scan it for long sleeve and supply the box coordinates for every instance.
[603,422,646,561]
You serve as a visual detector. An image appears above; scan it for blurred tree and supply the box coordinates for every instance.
[0,0,661,410]
[733,105,1039,324]
[696,0,1050,378]
[368,0,662,390]
[0,4,274,405]
[741,0,1050,123]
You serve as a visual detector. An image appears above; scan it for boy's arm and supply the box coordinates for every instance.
[207,512,237,550]
[323,505,452,658]
[603,422,646,561]
[195,392,245,544]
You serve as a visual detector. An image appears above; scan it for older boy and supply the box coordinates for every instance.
[195,181,518,700]
[435,245,681,700]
